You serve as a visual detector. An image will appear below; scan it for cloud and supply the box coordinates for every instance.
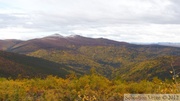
[69,24,180,42]
[0,0,180,42]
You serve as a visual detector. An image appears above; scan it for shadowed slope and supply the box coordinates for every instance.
[0,51,81,78]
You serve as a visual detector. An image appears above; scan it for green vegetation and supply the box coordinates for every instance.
[0,74,179,101]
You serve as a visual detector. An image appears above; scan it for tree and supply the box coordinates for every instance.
[170,57,180,92]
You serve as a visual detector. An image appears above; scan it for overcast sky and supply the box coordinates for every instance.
[0,0,180,42]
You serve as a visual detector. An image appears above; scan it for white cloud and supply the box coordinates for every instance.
[0,0,180,42]
[0,27,32,37]
[69,24,180,42]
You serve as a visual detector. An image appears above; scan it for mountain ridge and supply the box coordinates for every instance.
[0,34,180,80]
[1,34,179,53]
[0,34,130,53]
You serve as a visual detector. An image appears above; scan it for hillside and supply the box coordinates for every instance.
[0,39,22,50]
[117,56,180,81]
[0,51,80,78]
[2,34,128,54]
[27,46,180,80]
[0,34,180,80]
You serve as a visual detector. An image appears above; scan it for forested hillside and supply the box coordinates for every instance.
[28,46,180,81]
[0,51,81,78]
[0,35,180,81]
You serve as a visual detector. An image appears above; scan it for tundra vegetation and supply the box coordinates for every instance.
[0,73,179,101]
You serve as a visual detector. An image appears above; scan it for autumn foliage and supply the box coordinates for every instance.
[0,74,179,101]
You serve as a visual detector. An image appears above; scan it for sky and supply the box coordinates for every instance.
[0,0,180,43]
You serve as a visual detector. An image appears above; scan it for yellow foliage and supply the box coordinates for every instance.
[0,74,179,101]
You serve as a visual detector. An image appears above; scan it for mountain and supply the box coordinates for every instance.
[0,39,22,50]
[0,34,128,53]
[0,34,180,80]
[0,50,81,78]
[157,42,180,48]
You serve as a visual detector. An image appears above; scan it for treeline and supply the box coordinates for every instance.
[0,73,179,101]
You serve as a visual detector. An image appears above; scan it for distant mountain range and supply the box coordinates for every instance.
[0,34,180,80]
[156,42,180,48]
